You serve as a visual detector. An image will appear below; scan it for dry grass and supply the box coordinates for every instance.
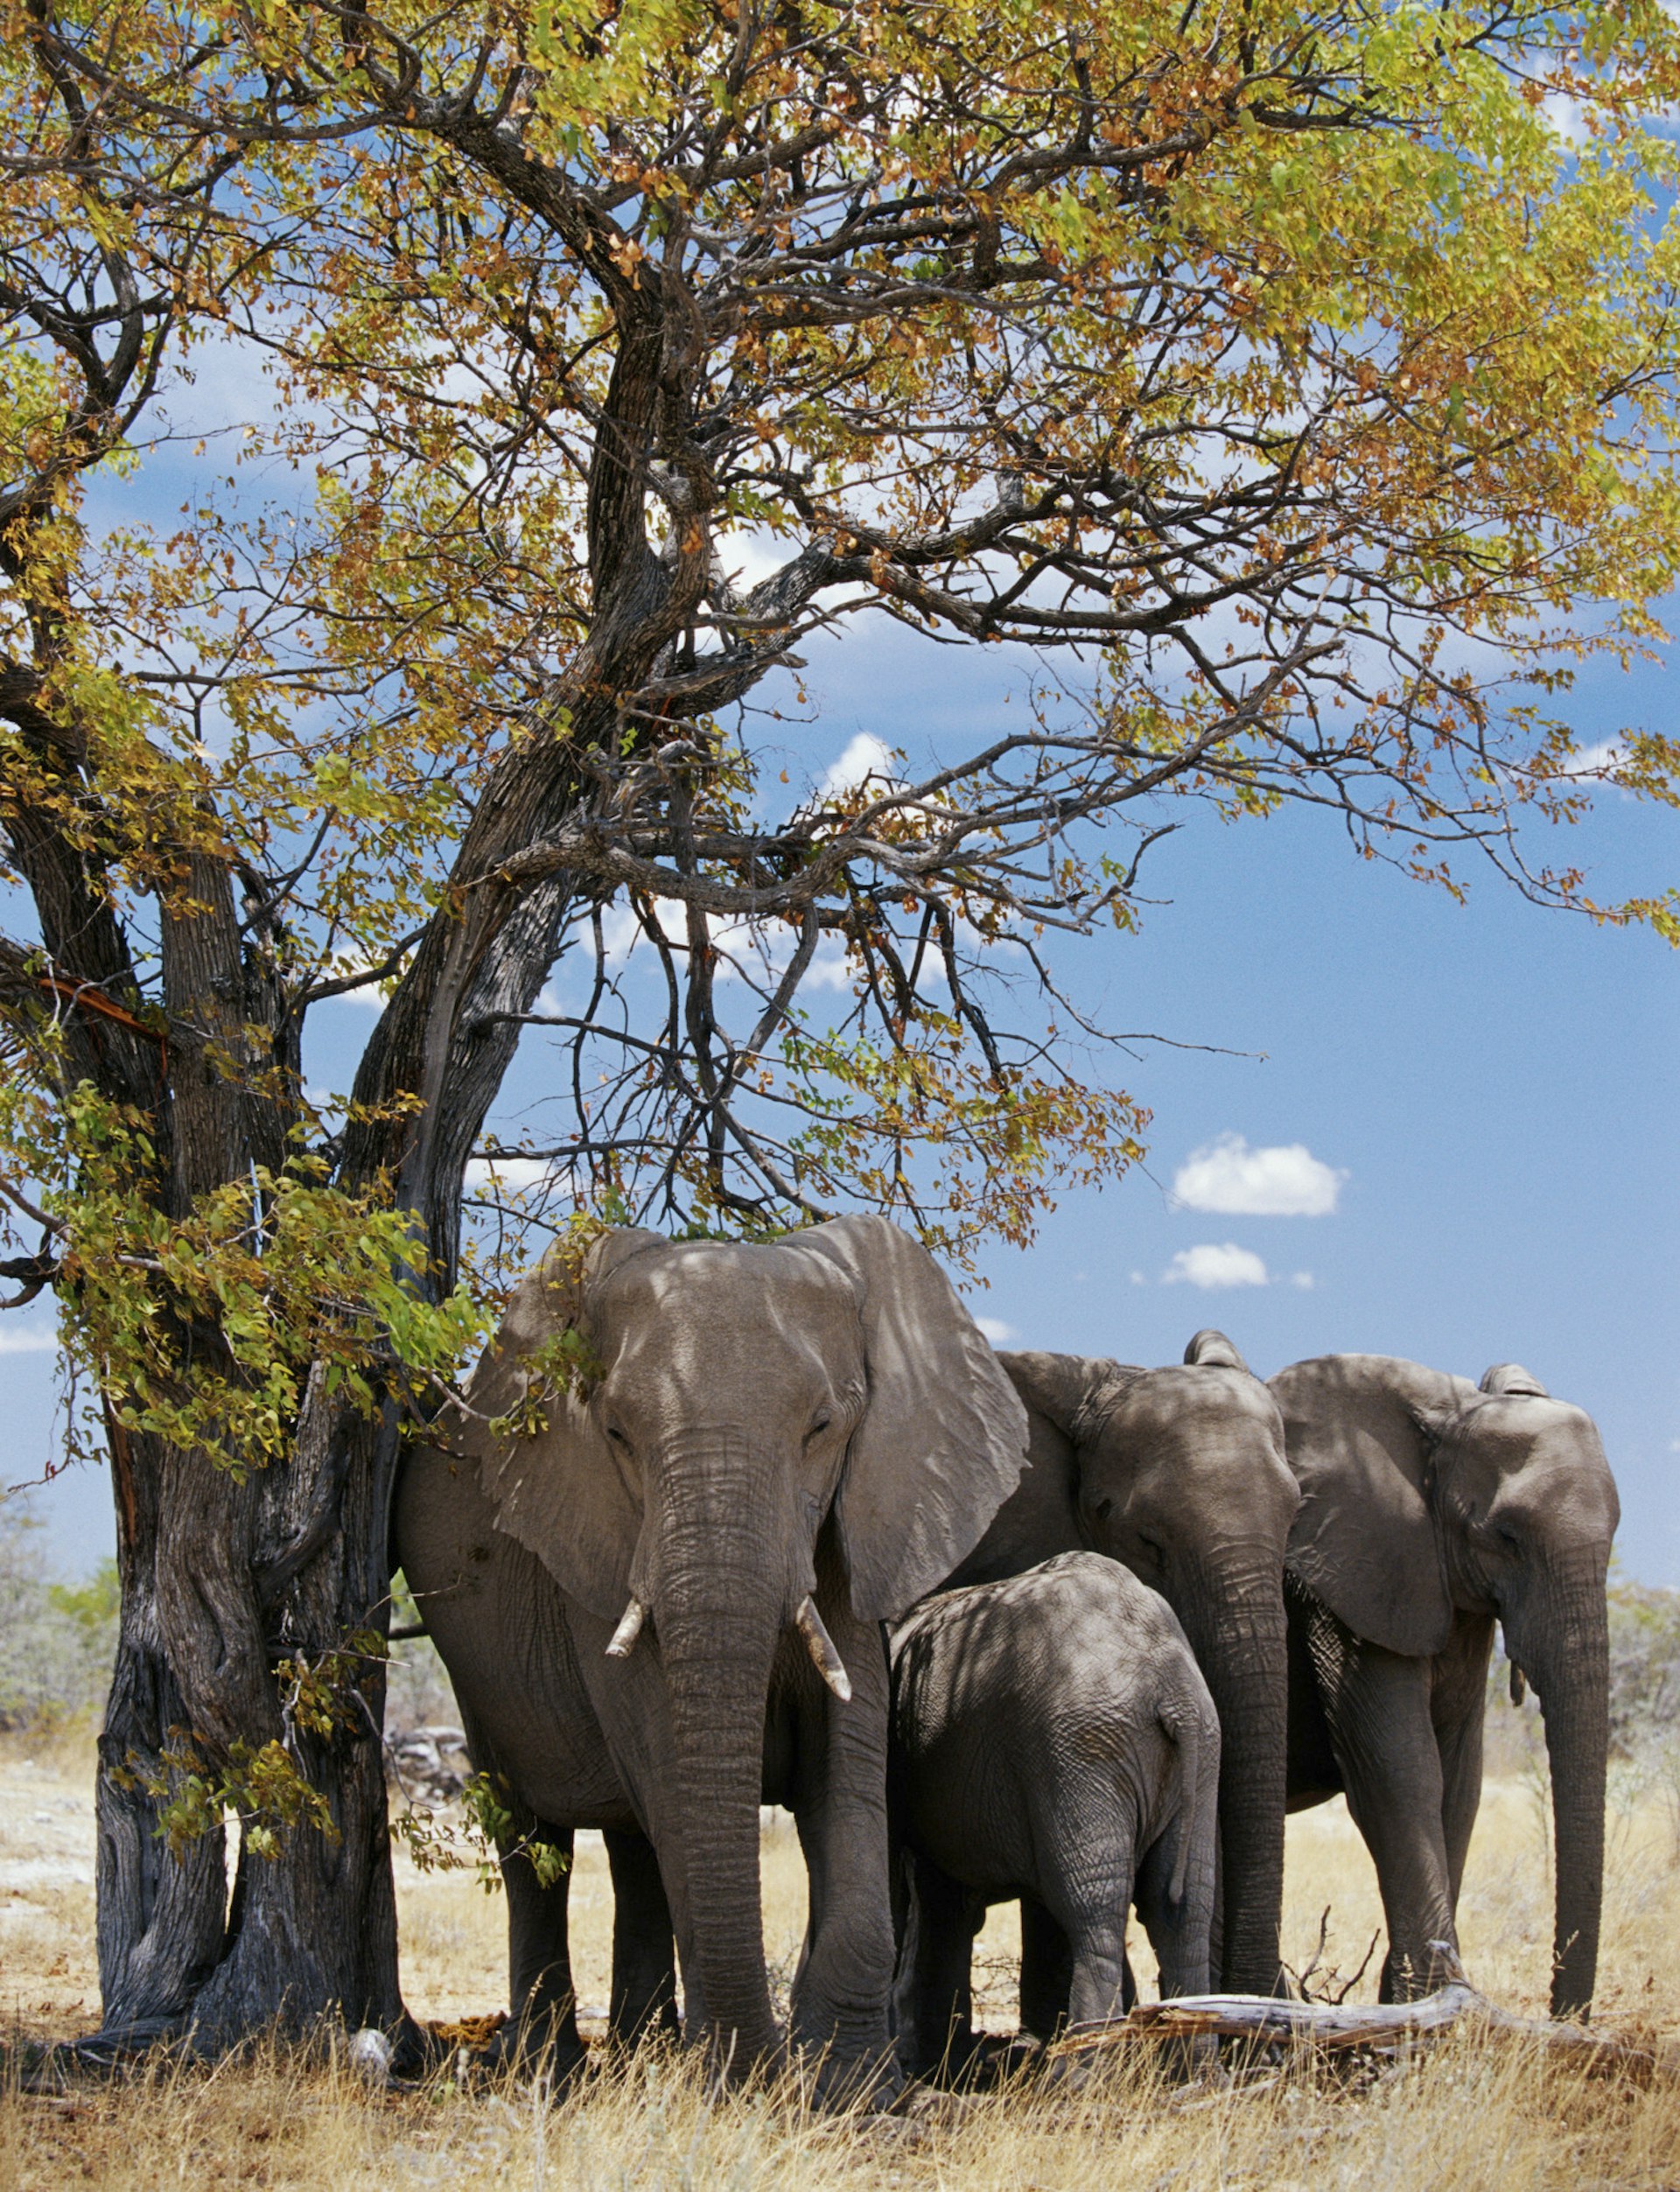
[4,1726,1678,2189]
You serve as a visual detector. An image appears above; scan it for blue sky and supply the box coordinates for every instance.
[7,585,1676,1585]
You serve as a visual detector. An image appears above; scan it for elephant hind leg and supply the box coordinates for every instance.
[1134,1825,1212,1999]
[1032,1791,1136,2035]
[1022,1894,1136,2044]
[605,1828,678,2044]
[1018,1896,1074,2041]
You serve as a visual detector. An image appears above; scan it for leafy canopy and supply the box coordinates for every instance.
[1,0,1678,1479]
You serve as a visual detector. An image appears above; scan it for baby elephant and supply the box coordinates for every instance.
[889,1551,1220,2077]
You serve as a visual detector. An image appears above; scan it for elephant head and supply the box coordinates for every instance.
[1271,1352,1620,2018]
[990,1330,1299,1994]
[449,1215,1027,2070]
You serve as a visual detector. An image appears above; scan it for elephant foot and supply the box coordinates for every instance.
[478,2011,590,2087]
[797,2041,903,2112]
[1379,1940,1463,2006]
[900,2027,998,2093]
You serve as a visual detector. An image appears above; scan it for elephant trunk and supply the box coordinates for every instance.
[1174,1557,1289,1995]
[643,1443,791,2075]
[1509,1555,1611,2020]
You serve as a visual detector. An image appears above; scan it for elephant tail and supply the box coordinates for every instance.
[1158,1699,1204,1908]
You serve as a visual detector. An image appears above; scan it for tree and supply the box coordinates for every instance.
[2,0,1677,2048]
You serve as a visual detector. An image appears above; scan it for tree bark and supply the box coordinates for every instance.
[66,283,706,2042]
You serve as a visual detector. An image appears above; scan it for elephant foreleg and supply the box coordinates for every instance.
[1311,1616,1459,2000]
[1433,1612,1497,1918]
[781,1587,900,2096]
[604,1828,678,2044]
[500,1826,587,2076]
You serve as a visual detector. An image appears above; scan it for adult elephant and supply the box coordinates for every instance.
[1271,1355,1620,2018]
[941,1330,1299,1995]
[398,1216,1027,2090]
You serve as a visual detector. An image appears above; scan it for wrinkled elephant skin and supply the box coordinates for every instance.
[396,1216,1028,2092]
[1273,1354,1619,2019]
[944,1329,1298,1996]
[890,1552,1221,2077]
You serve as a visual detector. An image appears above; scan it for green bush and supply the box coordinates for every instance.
[0,1493,117,1729]
[1487,1577,1680,1859]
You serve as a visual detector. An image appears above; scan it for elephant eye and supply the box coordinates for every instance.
[1089,1495,1115,1523]
[605,1424,628,1446]
[804,1412,833,1446]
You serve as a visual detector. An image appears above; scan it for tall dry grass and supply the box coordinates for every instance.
[4,1726,1678,2189]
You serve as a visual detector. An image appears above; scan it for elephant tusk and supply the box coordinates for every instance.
[605,1597,647,1660]
[794,1596,852,1704]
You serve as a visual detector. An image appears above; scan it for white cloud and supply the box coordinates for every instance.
[972,1315,1015,1346]
[1172,1133,1347,1218]
[593,899,858,997]
[818,732,895,801]
[0,1325,57,1355]
[711,526,794,593]
[465,1157,575,1198]
[1543,92,1592,147]
[1164,1243,1271,1291]
[598,899,687,967]
[1290,1271,1316,1291]
[1561,738,1627,778]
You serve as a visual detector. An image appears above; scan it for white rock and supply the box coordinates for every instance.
[349,2027,394,2087]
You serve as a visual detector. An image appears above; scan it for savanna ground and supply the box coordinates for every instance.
[2,1700,1677,2192]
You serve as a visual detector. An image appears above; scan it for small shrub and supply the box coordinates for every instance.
[0,1491,117,1728]
[1486,1579,1680,1861]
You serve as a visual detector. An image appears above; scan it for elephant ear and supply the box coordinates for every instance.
[1480,1362,1550,1398]
[472,1227,665,1621]
[796,1215,1030,1621]
[998,1351,1144,1446]
[1270,1354,1474,1657]
[1183,1328,1250,1373]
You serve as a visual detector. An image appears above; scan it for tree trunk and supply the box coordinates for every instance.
[94,1389,405,2047]
[30,271,704,2055]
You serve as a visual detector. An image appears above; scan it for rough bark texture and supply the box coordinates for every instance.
[4,277,707,2048]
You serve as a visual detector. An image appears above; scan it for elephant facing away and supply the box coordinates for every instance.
[943,1331,1298,1995]
[397,1216,1028,2092]
[1273,1355,1620,2018]
[889,1552,1220,2079]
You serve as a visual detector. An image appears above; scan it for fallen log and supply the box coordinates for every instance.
[1052,1983,1675,2082]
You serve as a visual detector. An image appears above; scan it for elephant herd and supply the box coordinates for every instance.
[396,1216,1620,2098]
